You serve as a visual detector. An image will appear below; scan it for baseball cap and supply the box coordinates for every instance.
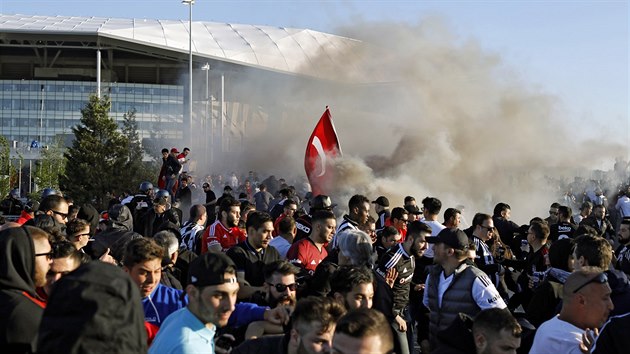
[371,196,390,207]
[404,204,422,215]
[311,195,336,210]
[426,228,469,250]
[188,253,238,287]
[170,147,179,154]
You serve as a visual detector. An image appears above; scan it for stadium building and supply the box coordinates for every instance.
[0,13,361,173]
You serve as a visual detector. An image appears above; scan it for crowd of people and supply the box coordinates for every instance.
[1,151,630,354]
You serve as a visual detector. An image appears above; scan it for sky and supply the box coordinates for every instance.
[2,0,629,152]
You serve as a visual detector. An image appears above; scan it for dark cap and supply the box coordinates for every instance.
[404,204,422,215]
[426,228,469,250]
[188,253,238,287]
[371,196,390,207]
[311,195,336,210]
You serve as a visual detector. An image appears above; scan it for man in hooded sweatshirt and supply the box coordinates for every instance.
[0,225,53,353]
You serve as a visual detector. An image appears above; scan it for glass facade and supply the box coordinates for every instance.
[0,80,184,146]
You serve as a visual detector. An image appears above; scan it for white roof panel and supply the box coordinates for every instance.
[0,14,361,80]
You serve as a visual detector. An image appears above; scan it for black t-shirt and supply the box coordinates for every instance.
[226,241,280,286]
[549,222,577,242]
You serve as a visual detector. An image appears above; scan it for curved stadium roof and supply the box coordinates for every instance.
[0,14,362,80]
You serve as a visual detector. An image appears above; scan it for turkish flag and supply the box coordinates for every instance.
[304,107,342,196]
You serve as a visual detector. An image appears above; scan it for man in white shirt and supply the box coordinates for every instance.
[615,187,630,219]
[269,216,296,259]
[420,196,446,259]
[530,267,614,354]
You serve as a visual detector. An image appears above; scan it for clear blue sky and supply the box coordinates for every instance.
[2,0,628,149]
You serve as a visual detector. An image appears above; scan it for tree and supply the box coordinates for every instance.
[33,136,65,195]
[61,95,129,208]
[0,136,10,197]
[120,108,156,191]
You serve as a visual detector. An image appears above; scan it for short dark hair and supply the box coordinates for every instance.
[348,194,370,212]
[549,202,561,209]
[406,220,432,237]
[284,199,297,209]
[40,195,66,213]
[219,198,240,217]
[189,204,206,222]
[390,207,408,221]
[493,202,511,217]
[263,260,299,282]
[529,221,549,241]
[472,213,492,227]
[473,308,522,338]
[161,148,169,154]
[122,238,164,268]
[380,226,399,240]
[52,240,83,264]
[245,211,273,231]
[404,196,415,204]
[66,218,90,237]
[574,234,613,270]
[330,265,373,295]
[558,205,572,219]
[580,201,593,211]
[548,238,575,271]
[292,296,346,334]
[422,197,442,215]
[334,308,393,353]
[278,216,296,235]
[443,208,461,222]
[240,201,255,213]
[312,210,336,224]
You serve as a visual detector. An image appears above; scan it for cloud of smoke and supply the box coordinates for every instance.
[211,18,625,224]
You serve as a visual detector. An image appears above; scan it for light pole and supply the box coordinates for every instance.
[182,0,194,148]
[201,62,210,167]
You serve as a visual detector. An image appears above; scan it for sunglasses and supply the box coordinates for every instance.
[267,282,297,292]
[51,210,68,219]
[35,251,54,260]
[573,273,608,293]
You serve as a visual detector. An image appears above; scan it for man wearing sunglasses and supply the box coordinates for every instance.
[38,194,70,225]
[470,213,503,290]
[530,267,613,353]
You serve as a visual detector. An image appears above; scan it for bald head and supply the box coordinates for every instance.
[562,267,606,299]
[559,266,614,330]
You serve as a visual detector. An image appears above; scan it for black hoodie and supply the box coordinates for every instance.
[38,261,147,353]
[0,226,46,353]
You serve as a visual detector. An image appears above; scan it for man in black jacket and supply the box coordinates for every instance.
[0,226,52,353]
[164,147,182,198]
[374,221,429,354]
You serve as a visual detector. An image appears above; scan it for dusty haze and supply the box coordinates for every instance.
[197,18,626,225]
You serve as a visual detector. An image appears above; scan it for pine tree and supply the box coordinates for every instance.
[120,108,155,191]
[33,136,65,194]
[61,94,128,208]
[0,136,10,197]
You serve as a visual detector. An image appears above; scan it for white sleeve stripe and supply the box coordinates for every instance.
[384,250,403,270]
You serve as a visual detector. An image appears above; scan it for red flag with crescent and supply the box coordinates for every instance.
[305,107,342,196]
